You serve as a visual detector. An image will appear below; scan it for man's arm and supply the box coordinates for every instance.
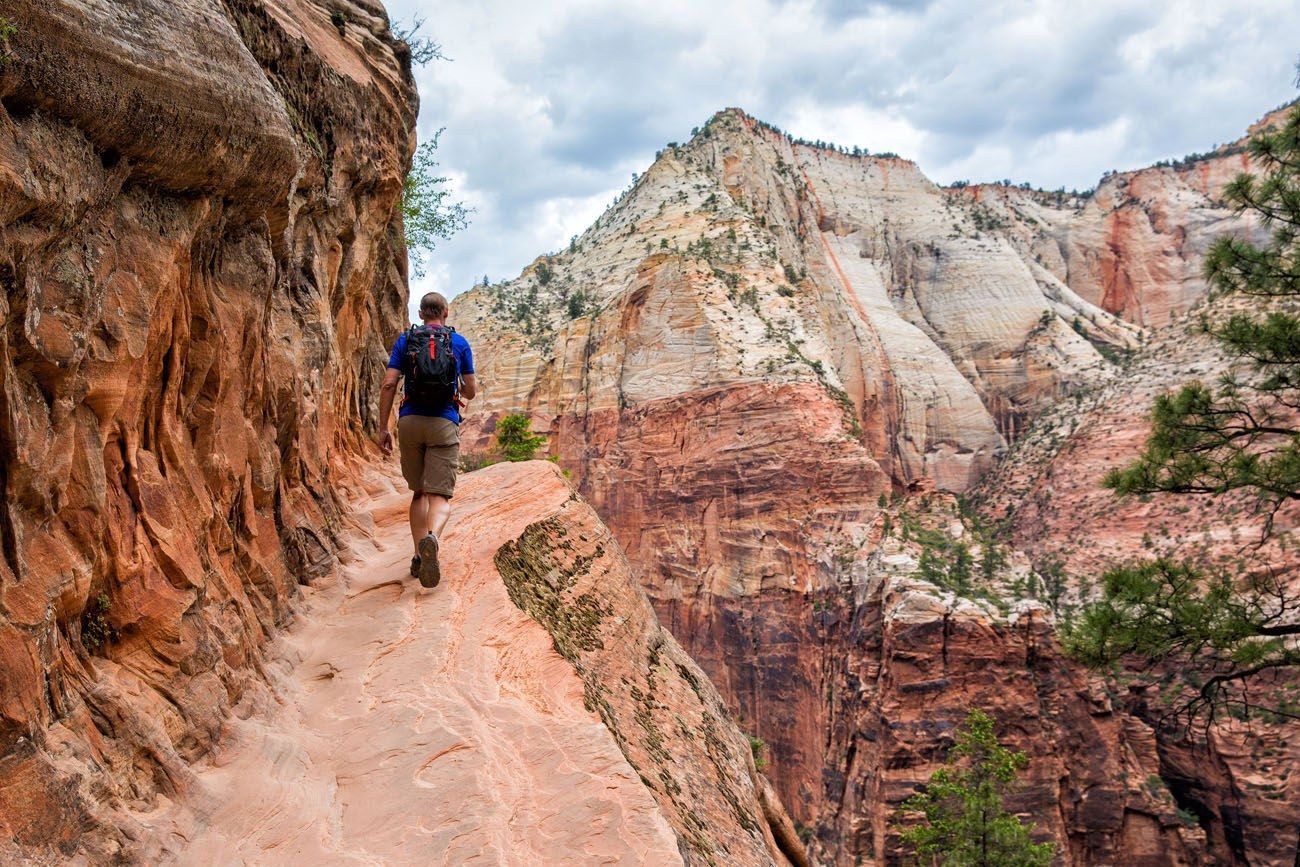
[377,367,400,454]
[459,373,477,401]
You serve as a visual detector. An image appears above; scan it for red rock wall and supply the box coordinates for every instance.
[0,1,414,859]
[974,320,1300,867]
[651,571,1207,865]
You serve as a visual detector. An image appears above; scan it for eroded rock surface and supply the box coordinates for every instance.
[0,1,413,860]
[127,460,798,866]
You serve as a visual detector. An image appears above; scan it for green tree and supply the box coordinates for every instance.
[1062,560,1299,724]
[1066,98,1300,725]
[402,129,470,277]
[495,413,547,462]
[898,709,1054,867]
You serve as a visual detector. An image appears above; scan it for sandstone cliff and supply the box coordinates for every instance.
[449,107,1283,864]
[456,109,1141,490]
[973,306,1300,866]
[0,1,414,859]
[123,461,801,867]
[947,104,1290,330]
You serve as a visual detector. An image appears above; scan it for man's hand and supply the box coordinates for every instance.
[378,367,399,457]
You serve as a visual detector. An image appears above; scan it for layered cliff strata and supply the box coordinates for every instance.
[964,105,1286,328]
[0,0,413,859]
[450,107,1276,864]
[456,108,1140,489]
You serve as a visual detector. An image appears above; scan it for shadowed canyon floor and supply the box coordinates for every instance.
[130,463,685,866]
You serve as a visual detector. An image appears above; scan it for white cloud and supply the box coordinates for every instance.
[784,103,929,158]
[383,0,1300,302]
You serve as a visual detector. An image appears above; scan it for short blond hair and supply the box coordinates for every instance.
[419,291,448,319]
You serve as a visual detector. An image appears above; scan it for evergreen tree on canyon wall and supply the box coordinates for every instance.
[1065,98,1300,726]
[897,710,1054,867]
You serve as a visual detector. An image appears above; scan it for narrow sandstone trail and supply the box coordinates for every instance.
[131,463,685,866]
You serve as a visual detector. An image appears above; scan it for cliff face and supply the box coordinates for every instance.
[956,106,1284,328]
[457,109,1140,489]
[452,108,1149,629]
[450,108,1280,864]
[973,311,1300,867]
[0,1,413,859]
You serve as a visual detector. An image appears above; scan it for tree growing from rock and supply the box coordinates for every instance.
[897,709,1054,867]
[391,16,447,66]
[402,129,470,277]
[495,413,547,462]
[1064,99,1300,725]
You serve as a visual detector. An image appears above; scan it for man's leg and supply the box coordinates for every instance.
[414,421,458,589]
[428,494,451,540]
[414,493,442,588]
[398,416,432,557]
[410,492,432,551]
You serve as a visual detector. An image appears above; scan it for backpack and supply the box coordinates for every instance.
[401,324,458,405]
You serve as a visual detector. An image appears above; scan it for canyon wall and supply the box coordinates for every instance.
[0,1,414,860]
[451,107,1284,864]
[973,309,1300,866]
[957,105,1286,328]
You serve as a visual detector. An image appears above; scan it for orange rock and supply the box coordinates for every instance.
[124,461,799,866]
[0,0,415,858]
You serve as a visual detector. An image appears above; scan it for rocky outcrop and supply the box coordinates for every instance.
[124,460,800,866]
[0,1,414,860]
[819,528,1205,865]
[494,462,806,867]
[652,495,1208,866]
[953,106,1286,328]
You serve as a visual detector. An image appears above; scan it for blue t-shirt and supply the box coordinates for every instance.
[387,327,475,424]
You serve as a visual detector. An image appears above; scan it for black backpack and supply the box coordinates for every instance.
[401,324,458,405]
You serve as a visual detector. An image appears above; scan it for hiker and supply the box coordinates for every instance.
[377,291,477,587]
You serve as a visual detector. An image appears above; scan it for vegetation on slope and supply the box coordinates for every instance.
[1064,98,1300,727]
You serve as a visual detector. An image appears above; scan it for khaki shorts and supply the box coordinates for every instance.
[397,415,460,497]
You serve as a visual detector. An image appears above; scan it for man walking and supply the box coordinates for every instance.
[377,291,476,587]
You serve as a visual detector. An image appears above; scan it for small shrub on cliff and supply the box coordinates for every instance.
[897,709,1054,867]
[495,414,547,462]
[747,734,768,771]
[391,16,448,66]
[81,593,117,654]
[459,451,498,473]
[0,18,16,66]
[566,289,593,319]
[402,129,471,277]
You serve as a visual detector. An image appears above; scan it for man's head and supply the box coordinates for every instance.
[419,291,449,323]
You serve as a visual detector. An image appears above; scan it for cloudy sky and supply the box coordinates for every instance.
[384,0,1299,309]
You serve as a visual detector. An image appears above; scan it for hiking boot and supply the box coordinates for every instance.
[416,533,441,588]
[410,555,420,578]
